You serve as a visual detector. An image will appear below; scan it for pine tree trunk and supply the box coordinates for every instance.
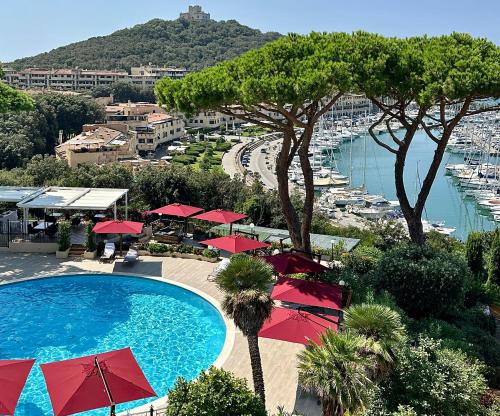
[276,129,303,249]
[247,334,266,405]
[298,127,315,254]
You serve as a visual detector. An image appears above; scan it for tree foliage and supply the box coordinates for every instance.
[297,330,374,416]
[91,81,156,103]
[165,367,267,416]
[0,92,103,169]
[11,19,281,71]
[376,337,489,416]
[350,32,500,243]
[374,243,467,318]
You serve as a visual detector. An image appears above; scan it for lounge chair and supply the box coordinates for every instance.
[207,258,230,281]
[123,248,139,264]
[100,242,116,263]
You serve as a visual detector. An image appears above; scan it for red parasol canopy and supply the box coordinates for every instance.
[271,276,343,311]
[258,307,338,345]
[192,209,247,224]
[0,359,36,415]
[262,252,329,275]
[92,220,143,235]
[200,235,270,254]
[148,203,203,218]
[41,347,156,416]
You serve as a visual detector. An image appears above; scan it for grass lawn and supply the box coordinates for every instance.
[172,139,234,171]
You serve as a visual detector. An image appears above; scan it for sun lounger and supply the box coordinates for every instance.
[207,258,230,281]
[123,248,139,264]
[100,242,116,263]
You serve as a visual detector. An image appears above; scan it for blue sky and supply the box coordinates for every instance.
[1,0,499,62]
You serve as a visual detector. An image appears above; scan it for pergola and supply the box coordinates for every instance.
[0,186,129,233]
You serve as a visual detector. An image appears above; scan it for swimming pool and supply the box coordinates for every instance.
[0,274,227,415]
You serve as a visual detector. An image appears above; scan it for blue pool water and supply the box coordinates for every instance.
[0,274,226,415]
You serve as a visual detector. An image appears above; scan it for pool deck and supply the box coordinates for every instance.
[0,253,321,416]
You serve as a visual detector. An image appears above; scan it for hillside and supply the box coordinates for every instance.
[10,19,281,71]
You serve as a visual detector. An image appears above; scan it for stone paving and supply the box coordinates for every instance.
[0,253,320,416]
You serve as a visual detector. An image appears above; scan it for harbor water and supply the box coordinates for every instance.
[334,130,498,240]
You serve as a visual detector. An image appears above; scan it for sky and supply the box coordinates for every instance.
[1,0,500,62]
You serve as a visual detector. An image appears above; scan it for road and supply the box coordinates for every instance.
[248,140,280,189]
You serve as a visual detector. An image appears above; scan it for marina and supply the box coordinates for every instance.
[288,112,500,240]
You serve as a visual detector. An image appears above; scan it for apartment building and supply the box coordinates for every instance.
[105,102,185,154]
[179,5,210,21]
[1,65,188,91]
[55,126,133,168]
[330,94,374,118]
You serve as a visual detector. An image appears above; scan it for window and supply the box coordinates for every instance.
[170,129,174,135]
[147,139,154,143]
[176,128,181,132]
[138,139,145,143]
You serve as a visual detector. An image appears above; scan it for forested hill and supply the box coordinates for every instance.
[10,19,281,71]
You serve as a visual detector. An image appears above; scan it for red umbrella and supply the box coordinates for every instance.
[200,234,270,254]
[192,209,247,233]
[148,203,203,218]
[92,220,144,255]
[271,276,342,311]
[259,307,338,345]
[262,252,329,275]
[0,359,36,415]
[41,348,156,416]
[92,220,144,235]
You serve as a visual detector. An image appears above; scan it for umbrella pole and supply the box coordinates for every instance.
[95,357,116,416]
[120,235,123,256]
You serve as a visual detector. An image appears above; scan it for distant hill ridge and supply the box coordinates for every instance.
[10,18,282,71]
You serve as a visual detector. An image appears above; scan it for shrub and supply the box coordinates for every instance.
[165,367,266,416]
[374,243,467,318]
[56,221,71,252]
[378,337,488,416]
[84,222,96,252]
[369,220,408,251]
[467,231,486,277]
[341,245,382,275]
[202,248,219,258]
[148,242,169,253]
[487,232,500,285]
[215,141,232,152]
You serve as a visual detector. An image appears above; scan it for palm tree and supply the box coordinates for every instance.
[343,303,406,380]
[216,254,274,405]
[297,330,374,416]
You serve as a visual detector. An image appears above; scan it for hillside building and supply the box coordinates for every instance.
[105,102,185,154]
[55,126,133,168]
[1,66,188,91]
[179,5,210,21]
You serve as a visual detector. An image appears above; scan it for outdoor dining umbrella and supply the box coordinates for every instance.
[40,347,156,416]
[200,234,270,254]
[258,307,339,345]
[148,203,203,232]
[0,359,36,415]
[271,276,343,311]
[262,252,329,275]
[192,209,247,233]
[148,203,203,218]
[92,220,144,255]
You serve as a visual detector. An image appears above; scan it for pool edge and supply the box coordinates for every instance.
[0,271,236,415]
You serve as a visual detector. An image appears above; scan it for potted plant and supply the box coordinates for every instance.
[56,220,71,259]
[83,222,97,259]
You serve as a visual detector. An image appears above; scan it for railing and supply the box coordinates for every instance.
[122,405,168,416]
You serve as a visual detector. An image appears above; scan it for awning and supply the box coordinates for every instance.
[271,276,342,311]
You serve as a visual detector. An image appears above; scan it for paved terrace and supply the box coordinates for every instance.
[0,254,321,416]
